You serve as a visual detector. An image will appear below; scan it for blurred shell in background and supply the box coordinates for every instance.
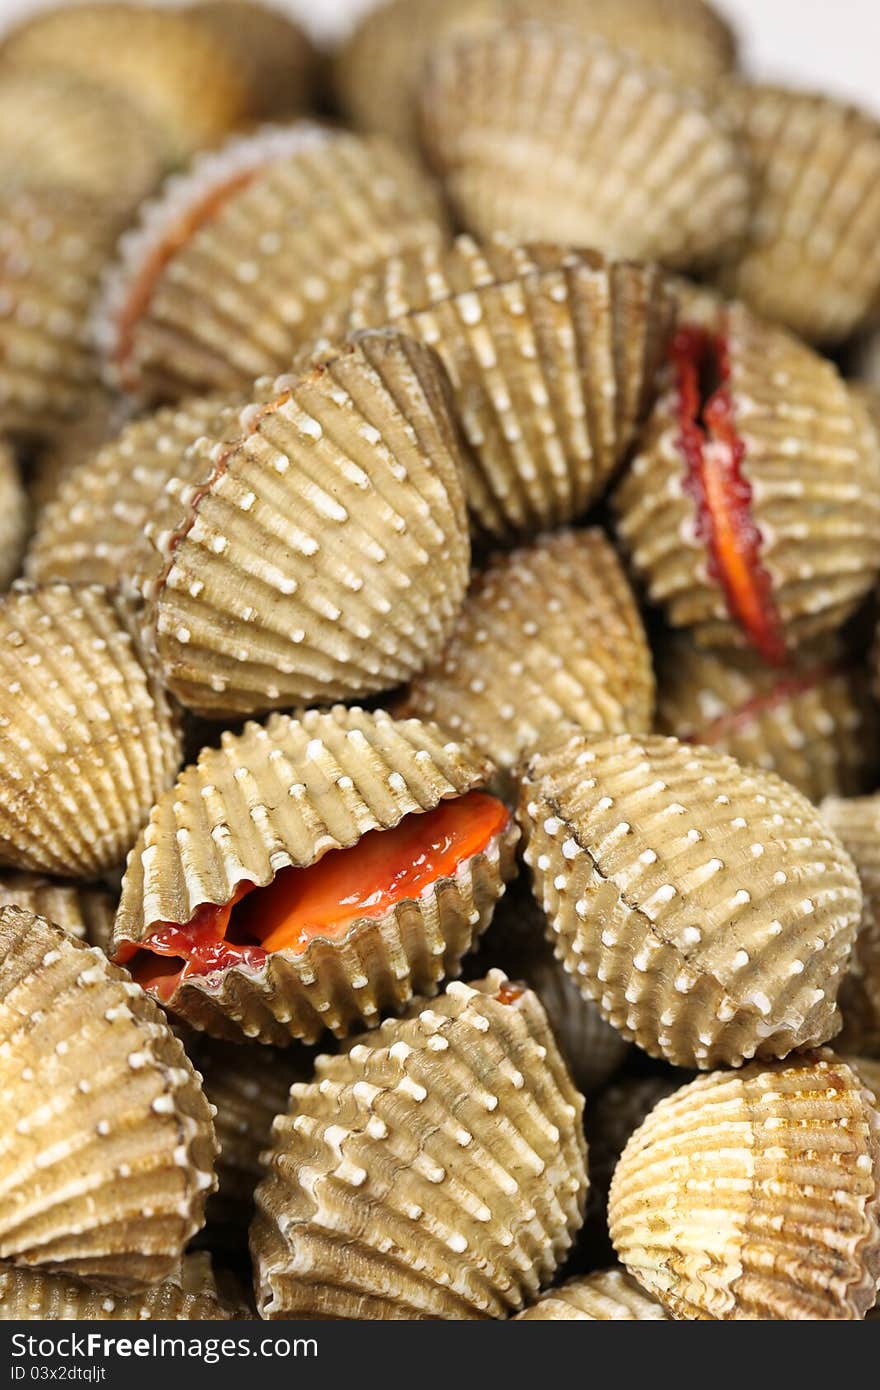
[0,1254,240,1320]
[0,871,115,947]
[820,795,880,1056]
[188,0,317,120]
[515,1268,668,1320]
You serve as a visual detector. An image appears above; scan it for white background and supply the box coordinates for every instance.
[1,0,878,116]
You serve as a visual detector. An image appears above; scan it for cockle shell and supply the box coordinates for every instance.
[609,1053,880,1319]
[0,441,26,589]
[400,529,655,781]
[113,707,518,1045]
[419,24,751,270]
[95,124,448,404]
[613,303,880,658]
[657,637,877,804]
[0,584,183,878]
[820,796,880,1056]
[0,3,250,165]
[0,1254,239,1321]
[0,906,217,1291]
[0,872,115,947]
[135,332,471,719]
[189,1,316,121]
[514,1268,668,1320]
[716,84,880,344]
[848,1055,880,1101]
[317,237,675,539]
[251,972,587,1319]
[518,731,862,1068]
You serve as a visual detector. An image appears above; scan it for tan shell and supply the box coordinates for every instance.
[26,394,241,590]
[517,731,862,1068]
[820,796,880,1056]
[0,441,26,589]
[400,529,655,781]
[657,637,878,804]
[467,879,629,1093]
[0,3,250,164]
[319,237,675,538]
[252,972,587,1319]
[0,1254,238,1320]
[716,85,880,344]
[95,125,448,404]
[0,69,164,214]
[515,1268,668,1320]
[136,332,471,719]
[609,1053,880,1319]
[0,186,122,443]
[850,330,880,390]
[0,871,115,947]
[614,303,880,656]
[114,707,517,1045]
[0,906,217,1290]
[189,1,316,121]
[847,1055,880,1101]
[419,25,751,270]
[585,1075,681,1243]
[0,584,183,878]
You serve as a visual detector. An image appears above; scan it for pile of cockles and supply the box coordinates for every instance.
[0,0,879,1322]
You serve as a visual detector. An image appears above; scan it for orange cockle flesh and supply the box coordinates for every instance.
[126,791,510,1001]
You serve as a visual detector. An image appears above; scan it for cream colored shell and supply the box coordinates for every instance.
[820,795,880,1056]
[515,1268,668,1320]
[0,871,115,946]
[518,731,862,1068]
[0,1254,238,1320]
[252,973,587,1319]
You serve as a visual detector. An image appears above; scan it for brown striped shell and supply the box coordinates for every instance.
[517,731,863,1068]
[251,973,587,1319]
[400,529,655,780]
[135,332,471,719]
[716,84,880,344]
[613,303,880,657]
[419,24,751,270]
[113,707,517,1045]
[0,1254,239,1321]
[0,906,217,1291]
[317,237,675,539]
[820,795,880,1056]
[0,441,26,589]
[609,1053,880,1319]
[514,1268,668,1320]
[189,0,316,121]
[657,637,878,804]
[0,584,183,878]
[0,871,115,947]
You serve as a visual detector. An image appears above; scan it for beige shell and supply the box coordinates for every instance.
[609,1053,880,1319]
[318,237,675,539]
[517,731,862,1068]
[26,394,241,590]
[113,707,518,1045]
[514,1268,668,1320]
[0,441,26,589]
[0,69,164,214]
[0,584,183,878]
[820,796,880,1056]
[95,124,448,404]
[252,972,587,1319]
[0,871,115,947]
[136,332,471,719]
[614,303,880,658]
[0,906,217,1290]
[419,25,751,270]
[400,529,655,781]
[0,3,250,164]
[0,186,122,443]
[0,1254,239,1320]
[716,85,880,344]
[189,1,316,121]
[657,637,878,804]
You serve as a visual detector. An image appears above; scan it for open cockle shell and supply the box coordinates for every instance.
[613,303,880,659]
[517,731,862,1068]
[136,332,471,719]
[95,124,448,404]
[514,1268,668,1320]
[400,529,655,780]
[716,84,880,344]
[820,796,880,1056]
[0,871,115,947]
[419,24,751,270]
[113,707,518,1045]
[0,906,217,1291]
[0,584,183,878]
[0,1254,239,1321]
[252,972,587,1319]
[318,237,675,539]
[609,1053,880,1319]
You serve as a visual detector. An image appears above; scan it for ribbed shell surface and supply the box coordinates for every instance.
[609,1054,880,1319]
[0,1256,236,1320]
[0,872,115,946]
[137,333,471,718]
[0,907,217,1291]
[514,1268,668,1320]
[585,1076,681,1240]
[518,731,862,1068]
[419,25,751,270]
[0,585,183,878]
[252,973,587,1319]
[820,795,880,1056]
